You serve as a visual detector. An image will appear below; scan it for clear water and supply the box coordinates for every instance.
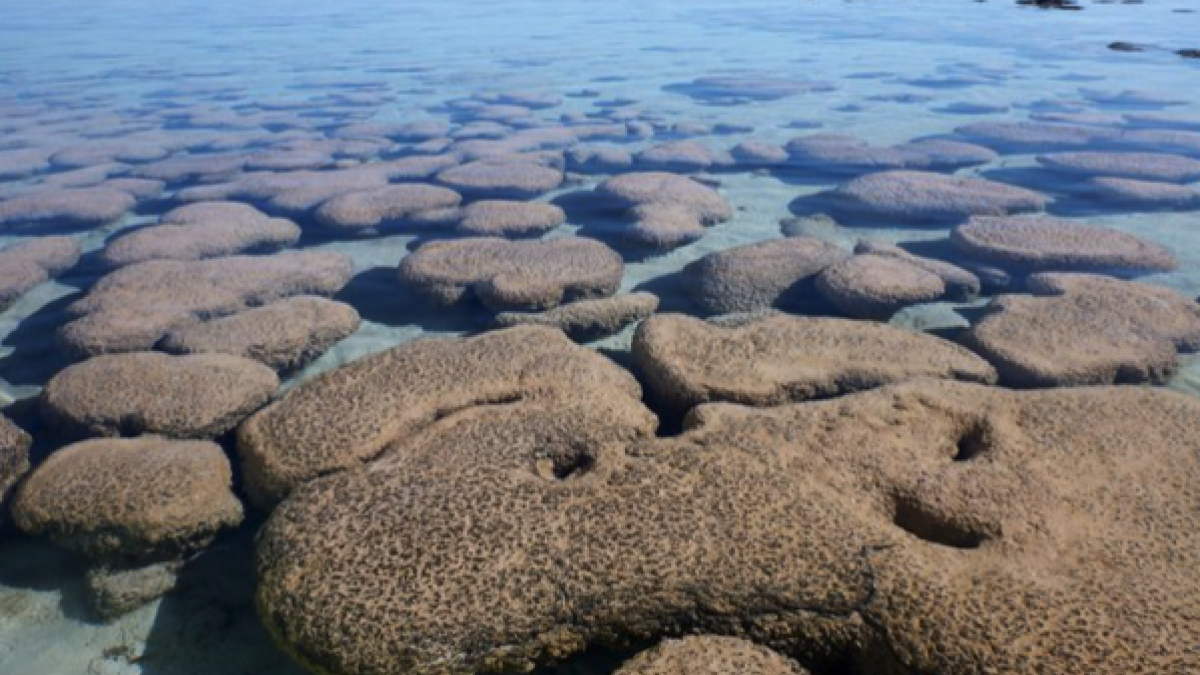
[1,1,1198,673]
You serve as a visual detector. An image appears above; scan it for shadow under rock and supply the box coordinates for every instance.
[138,527,309,675]
[0,291,86,389]
[0,536,95,624]
[335,266,493,333]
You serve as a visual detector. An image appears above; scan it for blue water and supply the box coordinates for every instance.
[1,1,1199,673]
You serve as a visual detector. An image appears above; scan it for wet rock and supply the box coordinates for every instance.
[313,184,463,234]
[255,373,1200,675]
[0,188,135,233]
[238,326,653,506]
[1,414,32,530]
[1036,151,1200,183]
[815,254,947,320]
[398,237,623,311]
[565,146,634,173]
[131,153,247,184]
[60,250,353,356]
[0,236,82,310]
[951,215,1176,275]
[495,292,658,341]
[13,436,243,561]
[161,296,360,372]
[636,141,733,172]
[730,141,790,166]
[411,200,566,238]
[785,134,997,173]
[962,273,1200,386]
[100,202,301,267]
[614,637,810,675]
[436,159,563,199]
[954,120,1117,151]
[634,312,995,415]
[86,561,182,619]
[826,170,1048,224]
[1086,176,1200,209]
[687,237,848,314]
[624,204,708,249]
[668,76,832,103]
[42,352,278,439]
[594,172,733,225]
[853,240,981,299]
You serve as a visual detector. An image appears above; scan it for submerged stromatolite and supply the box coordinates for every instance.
[951,215,1177,276]
[0,236,82,311]
[826,170,1048,224]
[961,273,1200,387]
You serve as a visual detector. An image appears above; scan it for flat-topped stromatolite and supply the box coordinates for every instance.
[815,254,947,320]
[961,273,1200,387]
[160,296,360,372]
[951,215,1176,275]
[397,237,623,311]
[436,159,563,199]
[313,184,463,233]
[42,352,278,439]
[100,201,301,267]
[255,374,1200,675]
[0,187,135,232]
[633,313,995,415]
[0,235,82,311]
[60,250,353,356]
[13,436,243,562]
[826,170,1048,224]
[1036,151,1200,183]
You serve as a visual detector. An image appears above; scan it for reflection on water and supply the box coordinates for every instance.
[1,1,1199,673]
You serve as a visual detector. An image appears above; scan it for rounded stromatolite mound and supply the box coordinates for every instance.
[313,184,463,234]
[41,352,279,439]
[0,188,135,232]
[398,237,623,311]
[1036,151,1200,183]
[60,250,353,357]
[686,237,848,315]
[636,141,733,172]
[12,436,243,561]
[614,637,811,675]
[436,159,563,199]
[255,373,1200,675]
[815,254,947,320]
[594,172,733,225]
[961,273,1200,387]
[1,414,32,529]
[100,202,301,267]
[0,236,82,311]
[623,204,708,249]
[785,134,997,173]
[951,215,1177,275]
[633,312,995,416]
[494,292,659,341]
[412,200,567,238]
[237,326,654,506]
[826,170,1048,224]
[160,296,360,372]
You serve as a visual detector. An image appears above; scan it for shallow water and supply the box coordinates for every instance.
[1,1,1199,673]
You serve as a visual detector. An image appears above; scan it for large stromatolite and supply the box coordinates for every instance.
[961,273,1200,387]
[255,370,1200,675]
